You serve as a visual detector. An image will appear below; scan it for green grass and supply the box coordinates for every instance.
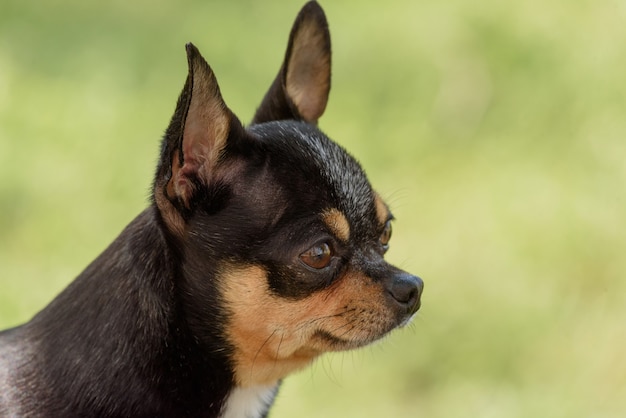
[1,0,625,416]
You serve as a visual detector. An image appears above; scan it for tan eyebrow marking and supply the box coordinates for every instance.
[321,208,350,242]
[374,192,391,225]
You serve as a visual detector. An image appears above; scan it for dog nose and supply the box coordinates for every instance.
[387,272,423,313]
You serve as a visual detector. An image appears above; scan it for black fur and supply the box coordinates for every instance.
[0,210,234,416]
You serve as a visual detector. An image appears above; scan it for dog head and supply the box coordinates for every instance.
[152,1,422,387]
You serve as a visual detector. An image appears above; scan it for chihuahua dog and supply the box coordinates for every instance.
[0,2,422,417]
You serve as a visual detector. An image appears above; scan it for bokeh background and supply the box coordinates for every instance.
[1,0,625,416]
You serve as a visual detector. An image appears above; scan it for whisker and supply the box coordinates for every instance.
[275,332,284,360]
[250,328,277,380]
[325,315,363,341]
[294,307,357,331]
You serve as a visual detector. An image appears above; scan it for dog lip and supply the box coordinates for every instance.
[312,314,407,350]
[312,329,375,350]
[312,329,352,347]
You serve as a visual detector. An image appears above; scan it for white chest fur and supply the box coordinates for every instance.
[221,384,279,418]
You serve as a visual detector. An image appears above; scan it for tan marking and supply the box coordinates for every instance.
[152,148,186,237]
[154,188,186,237]
[374,192,390,226]
[285,19,330,123]
[322,208,350,242]
[220,265,397,387]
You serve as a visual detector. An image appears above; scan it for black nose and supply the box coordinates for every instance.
[387,272,423,314]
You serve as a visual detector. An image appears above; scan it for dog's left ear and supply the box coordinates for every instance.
[252,1,331,125]
[155,43,244,226]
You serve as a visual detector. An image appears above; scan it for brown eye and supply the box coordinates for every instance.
[300,242,332,269]
[380,220,392,249]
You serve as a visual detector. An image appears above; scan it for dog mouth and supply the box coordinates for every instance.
[310,329,389,351]
[301,281,423,352]
[311,330,358,349]
[310,310,413,351]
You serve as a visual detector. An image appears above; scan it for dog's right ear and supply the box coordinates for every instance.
[252,1,331,125]
[154,43,243,234]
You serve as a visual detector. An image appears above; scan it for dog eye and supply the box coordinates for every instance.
[300,242,333,269]
[380,220,392,250]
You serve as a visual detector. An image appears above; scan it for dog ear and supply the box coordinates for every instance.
[155,43,243,214]
[252,1,331,125]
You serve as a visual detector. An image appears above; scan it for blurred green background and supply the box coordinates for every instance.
[1,0,625,416]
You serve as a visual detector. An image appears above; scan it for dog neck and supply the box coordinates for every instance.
[11,208,246,416]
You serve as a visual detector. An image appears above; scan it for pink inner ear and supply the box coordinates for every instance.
[167,149,194,207]
[285,20,331,123]
[168,48,232,206]
[183,56,230,172]
[179,96,230,188]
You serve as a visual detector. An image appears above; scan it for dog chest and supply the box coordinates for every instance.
[220,384,279,418]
